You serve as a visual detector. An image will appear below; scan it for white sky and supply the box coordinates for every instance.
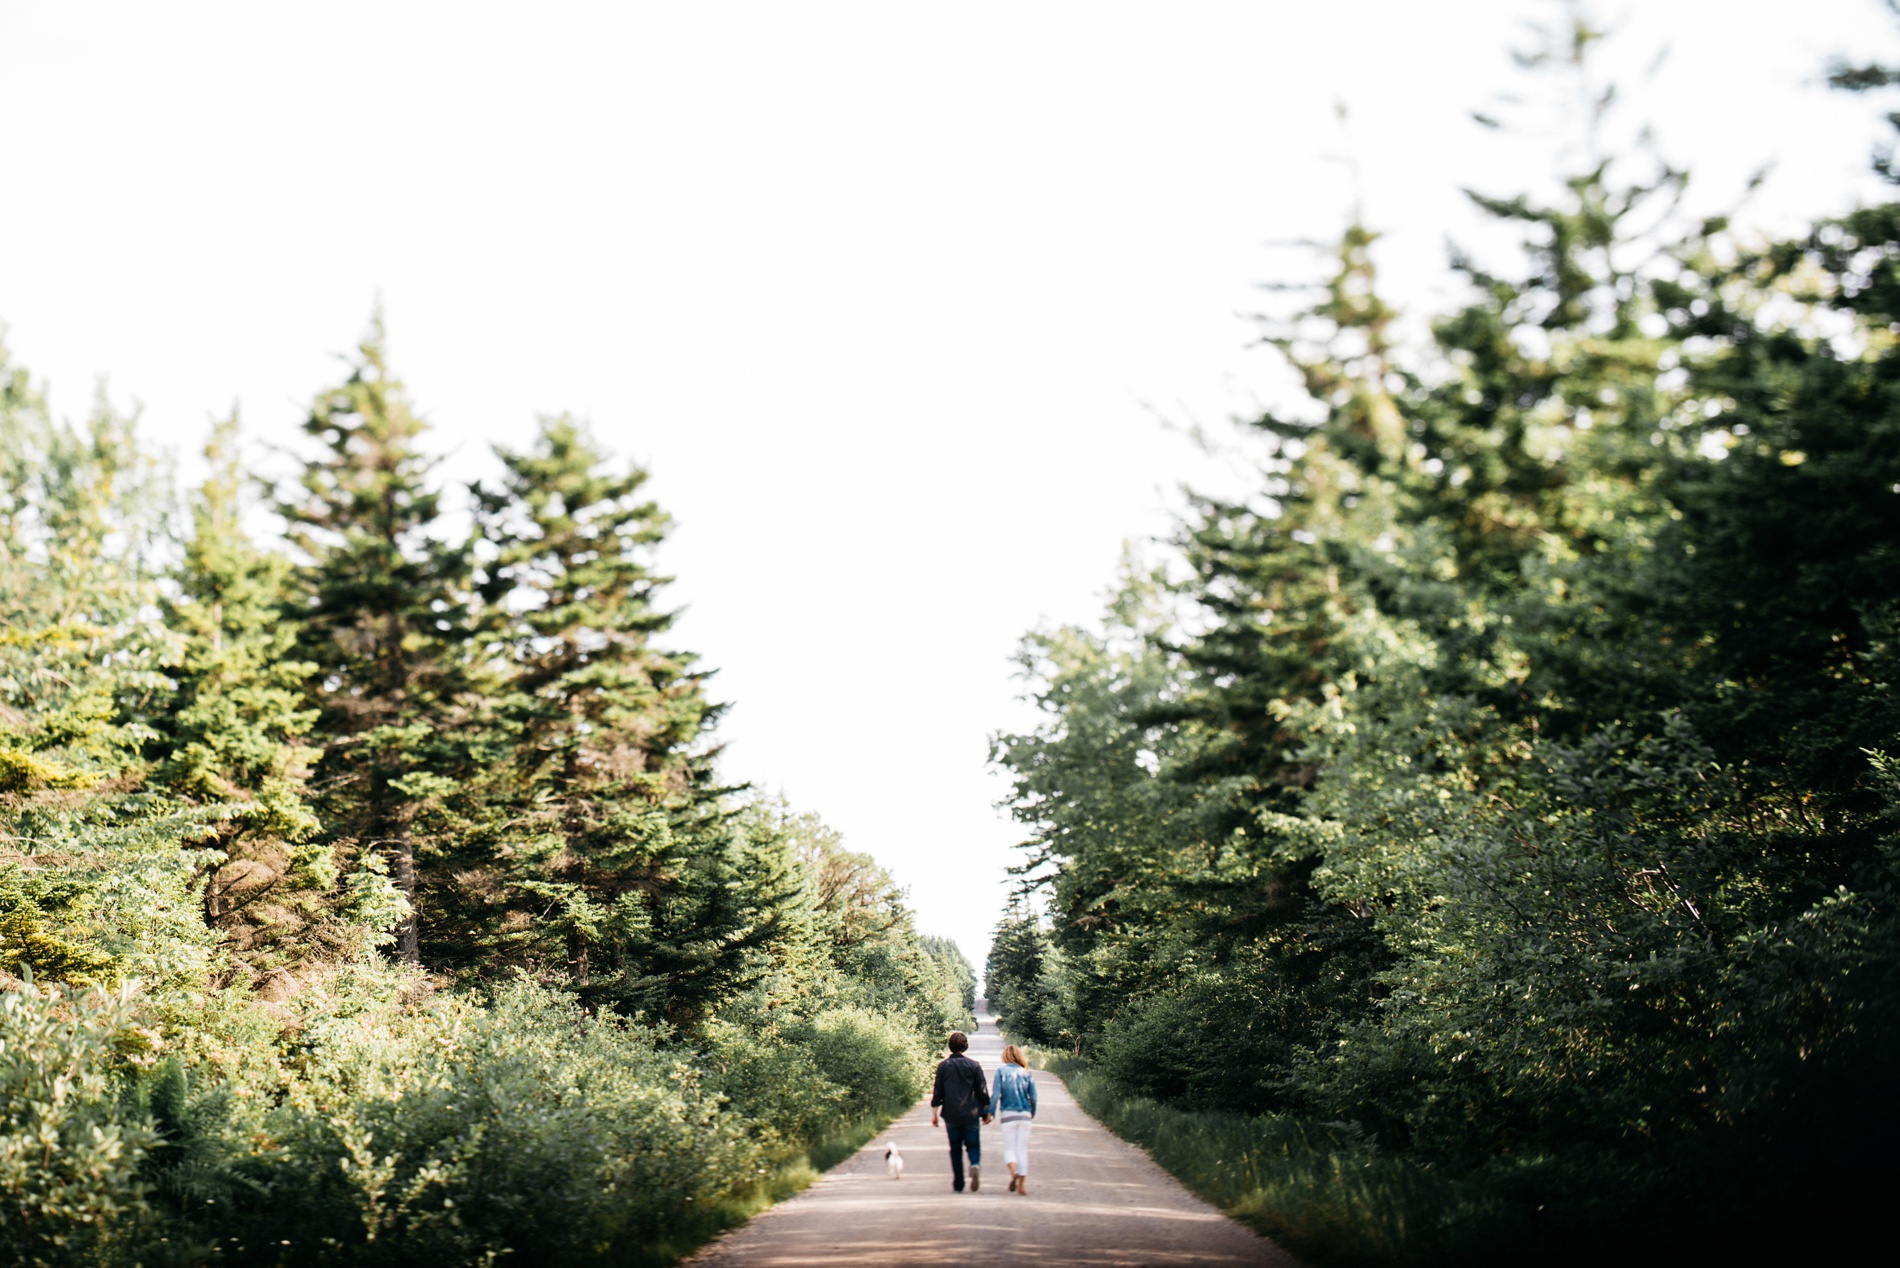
[2,1,1892,973]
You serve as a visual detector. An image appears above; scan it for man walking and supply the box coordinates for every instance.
[929,1031,991,1192]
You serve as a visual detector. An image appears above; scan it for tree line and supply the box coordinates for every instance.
[0,322,974,1264]
[986,18,1900,1265]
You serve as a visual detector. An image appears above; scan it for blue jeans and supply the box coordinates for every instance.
[944,1119,982,1190]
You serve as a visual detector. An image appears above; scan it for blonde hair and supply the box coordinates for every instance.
[1000,1044,1029,1068]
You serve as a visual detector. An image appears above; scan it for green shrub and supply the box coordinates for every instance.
[0,963,942,1267]
[0,979,156,1268]
[700,1004,927,1159]
[794,1007,928,1117]
[698,1016,838,1154]
[151,978,753,1266]
[1089,974,1309,1112]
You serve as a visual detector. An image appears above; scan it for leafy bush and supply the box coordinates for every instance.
[135,978,750,1266]
[0,959,944,1266]
[0,979,156,1268]
[795,1007,929,1116]
[1089,973,1305,1111]
[700,1004,927,1158]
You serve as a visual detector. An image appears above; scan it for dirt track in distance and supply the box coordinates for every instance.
[683,1010,1300,1268]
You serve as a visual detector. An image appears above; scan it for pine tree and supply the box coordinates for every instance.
[469,417,790,1017]
[156,416,401,977]
[277,318,472,966]
[992,9,1900,1213]
[0,347,218,991]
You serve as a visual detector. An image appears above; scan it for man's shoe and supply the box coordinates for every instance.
[970,1165,980,1192]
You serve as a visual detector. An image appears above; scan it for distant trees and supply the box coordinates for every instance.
[984,903,1066,1048]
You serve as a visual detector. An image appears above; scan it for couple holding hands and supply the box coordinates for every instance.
[929,1031,1038,1194]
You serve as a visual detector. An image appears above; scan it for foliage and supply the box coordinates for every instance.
[0,322,970,1264]
[150,978,755,1266]
[989,10,1900,1262]
[276,319,473,967]
[0,979,155,1268]
[156,416,347,979]
[447,415,759,1017]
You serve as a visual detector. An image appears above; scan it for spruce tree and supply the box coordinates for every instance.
[0,351,217,990]
[470,417,790,1017]
[156,417,400,976]
[277,319,471,966]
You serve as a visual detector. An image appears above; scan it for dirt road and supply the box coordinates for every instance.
[684,1012,1298,1268]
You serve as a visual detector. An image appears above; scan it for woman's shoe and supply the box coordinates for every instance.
[1017,1178,1028,1195]
[1008,1175,1019,1192]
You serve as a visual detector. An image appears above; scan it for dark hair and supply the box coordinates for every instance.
[947,1031,969,1054]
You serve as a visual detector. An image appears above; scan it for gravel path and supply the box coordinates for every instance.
[683,1012,1299,1268]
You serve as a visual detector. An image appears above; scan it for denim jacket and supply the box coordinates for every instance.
[993,1063,1037,1119]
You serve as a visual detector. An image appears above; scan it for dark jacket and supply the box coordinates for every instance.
[930,1053,991,1126]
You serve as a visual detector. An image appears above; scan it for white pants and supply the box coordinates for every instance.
[999,1116,1032,1175]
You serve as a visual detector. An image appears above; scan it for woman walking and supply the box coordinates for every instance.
[994,1044,1038,1194]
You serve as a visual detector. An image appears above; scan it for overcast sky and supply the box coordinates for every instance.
[1,1,1892,972]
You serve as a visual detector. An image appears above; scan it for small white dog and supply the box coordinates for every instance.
[884,1140,904,1179]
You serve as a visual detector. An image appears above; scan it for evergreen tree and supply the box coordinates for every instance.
[156,417,399,977]
[0,331,971,1266]
[919,934,977,1018]
[1650,204,1900,824]
[467,417,789,1018]
[984,903,1055,1040]
[0,347,217,992]
[277,318,473,966]
[993,10,1900,1251]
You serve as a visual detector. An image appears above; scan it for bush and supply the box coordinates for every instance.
[700,1004,927,1159]
[1090,974,1307,1112]
[0,961,942,1266]
[795,1008,928,1118]
[0,979,156,1268]
[150,978,753,1266]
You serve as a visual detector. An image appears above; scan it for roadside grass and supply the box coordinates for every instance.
[1028,1051,1530,1268]
[1030,1048,1891,1268]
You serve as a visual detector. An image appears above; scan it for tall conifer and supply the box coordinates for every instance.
[156,417,401,976]
[470,418,790,1016]
[0,354,217,990]
[277,320,471,965]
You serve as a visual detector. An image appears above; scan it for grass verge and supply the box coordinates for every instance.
[1025,1050,1866,1268]
[1028,1051,1530,1268]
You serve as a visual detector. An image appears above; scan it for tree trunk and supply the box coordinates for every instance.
[204,859,224,925]
[389,830,420,965]
[568,925,589,985]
